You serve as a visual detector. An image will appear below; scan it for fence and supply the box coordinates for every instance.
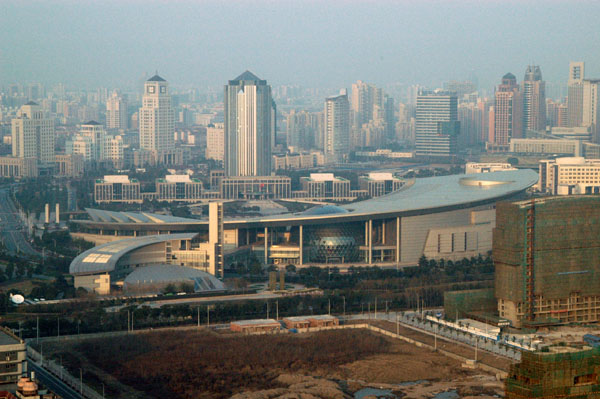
[27,347,103,399]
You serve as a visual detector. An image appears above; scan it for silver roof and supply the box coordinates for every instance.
[239,169,539,223]
[86,208,197,224]
[123,265,225,291]
[69,233,197,275]
[80,170,538,227]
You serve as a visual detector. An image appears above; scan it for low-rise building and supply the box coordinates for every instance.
[156,174,203,202]
[273,152,325,170]
[465,162,516,174]
[0,157,38,179]
[282,315,339,329]
[230,319,281,334]
[54,154,84,178]
[358,172,404,197]
[299,173,351,200]
[0,327,26,387]
[550,126,591,141]
[537,157,600,195]
[510,138,581,156]
[220,176,291,200]
[94,175,141,203]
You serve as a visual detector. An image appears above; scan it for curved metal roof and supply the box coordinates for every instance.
[123,265,225,292]
[77,169,538,228]
[69,233,197,275]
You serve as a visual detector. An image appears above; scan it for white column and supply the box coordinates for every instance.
[299,225,303,265]
[264,227,268,265]
[396,217,401,263]
[368,219,372,265]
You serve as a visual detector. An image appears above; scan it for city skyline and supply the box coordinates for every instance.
[2,0,600,91]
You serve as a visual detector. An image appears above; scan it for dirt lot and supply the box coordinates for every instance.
[40,328,505,399]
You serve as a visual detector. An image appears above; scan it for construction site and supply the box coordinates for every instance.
[506,345,600,399]
[494,196,600,328]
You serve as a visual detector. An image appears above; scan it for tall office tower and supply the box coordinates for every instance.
[139,74,174,152]
[80,121,105,161]
[11,102,55,165]
[458,101,482,147]
[106,91,128,130]
[582,79,600,142]
[493,73,522,146]
[567,61,585,127]
[415,90,460,156]
[522,65,546,132]
[286,110,320,151]
[546,99,568,128]
[206,123,224,161]
[350,81,395,147]
[224,71,273,176]
[324,91,350,163]
[384,95,396,140]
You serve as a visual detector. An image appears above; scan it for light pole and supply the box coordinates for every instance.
[79,368,83,397]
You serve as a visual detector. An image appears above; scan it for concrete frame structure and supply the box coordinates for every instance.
[0,327,26,386]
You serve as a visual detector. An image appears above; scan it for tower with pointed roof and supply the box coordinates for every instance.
[224,71,274,176]
[139,74,174,152]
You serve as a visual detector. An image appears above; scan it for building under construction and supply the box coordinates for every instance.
[506,345,600,399]
[494,196,600,328]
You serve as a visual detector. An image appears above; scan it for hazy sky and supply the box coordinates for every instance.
[1,0,599,92]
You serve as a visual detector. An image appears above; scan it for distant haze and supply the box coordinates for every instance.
[1,0,600,92]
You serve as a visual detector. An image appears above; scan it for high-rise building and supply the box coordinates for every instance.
[350,81,395,147]
[582,79,600,142]
[11,102,55,167]
[324,91,350,163]
[415,90,460,156]
[206,123,224,162]
[567,61,585,127]
[224,71,273,176]
[495,197,600,327]
[493,73,522,146]
[80,121,105,161]
[522,65,546,132]
[286,110,320,151]
[139,75,174,152]
[106,91,128,130]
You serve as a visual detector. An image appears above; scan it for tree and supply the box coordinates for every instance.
[285,264,296,274]
[418,255,428,268]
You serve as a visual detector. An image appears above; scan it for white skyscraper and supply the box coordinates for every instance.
[224,71,273,176]
[11,101,55,165]
[139,75,174,152]
[106,91,128,130]
[80,121,105,161]
[324,90,350,163]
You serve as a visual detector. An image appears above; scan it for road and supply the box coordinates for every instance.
[0,187,38,256]
[29,360,83,399]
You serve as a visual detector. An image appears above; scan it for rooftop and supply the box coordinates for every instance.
[147,74,166,82]
[231,319,280,326]
[0,328,22,346]
[70,233,198,275]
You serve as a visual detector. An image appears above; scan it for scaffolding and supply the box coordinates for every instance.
[494,196,600,327]
[506,345,600,398]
